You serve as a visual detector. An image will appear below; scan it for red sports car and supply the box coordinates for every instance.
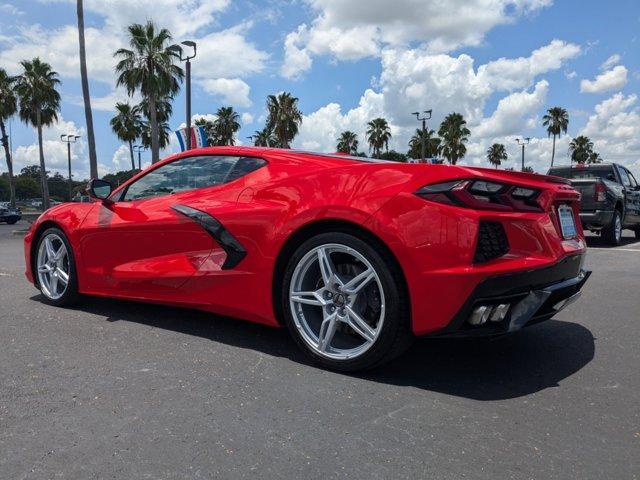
[24,147,590,371]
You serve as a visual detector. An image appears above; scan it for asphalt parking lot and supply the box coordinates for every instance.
[1,220,638,479]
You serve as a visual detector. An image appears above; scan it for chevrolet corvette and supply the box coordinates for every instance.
[24,146,590,371]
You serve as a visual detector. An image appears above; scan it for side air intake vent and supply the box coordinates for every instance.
[474,221,509,263]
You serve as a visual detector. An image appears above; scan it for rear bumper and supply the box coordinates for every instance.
[580,210,613,229]
[428,253,590,337]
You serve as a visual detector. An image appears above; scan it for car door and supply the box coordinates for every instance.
[78,154,262,298]
[623,168,640,225]
[615,166,639,226]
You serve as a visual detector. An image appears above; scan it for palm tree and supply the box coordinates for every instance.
[336,131,359,155]
[0,69,17,208]
[266,92,302,148]
[15,58,61,210]
[115,21,184,163]
[253,127,275,147]
[214,107,240,146]
[408,128,441,160]
[194,117,217,146]
[438,113,470,165]
[588,151,603,164]
[140,121,171,150]
[542,107,569,168]
[366,118,392,158]
[569,136,594,164]
[110,102,142,170]
[486,143,508,169]
[76,0,97,178]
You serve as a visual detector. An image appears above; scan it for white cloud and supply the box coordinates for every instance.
[281,0,553,78]
[476,40,581,91]
[112,145,134,171]
[241,112,254,124]
[600,54,621,70]
[197,78,252,107]
[295,89,386,152]
[475,80,548,138]
[580,65,628,93]
[564,70,577,80]
[0,24,121,81]
[0,3,24,15]
[13,116,89,179]
[41,0,230,38]
[193,24,269,80]
[581,93,640,162]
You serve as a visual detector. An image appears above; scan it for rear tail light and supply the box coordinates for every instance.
[594,182,606,202]
[415,180,541,212]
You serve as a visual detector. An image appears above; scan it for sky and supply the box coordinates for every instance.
[0,0,639,180]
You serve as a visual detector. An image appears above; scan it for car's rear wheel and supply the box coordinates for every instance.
[35,227,79,306]
[281,232,412,371]
[603,210,622,245]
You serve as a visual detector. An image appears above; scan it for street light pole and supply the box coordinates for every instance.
[180,41,197,151]
[516,137,531,172]
[133,145,145,170]
[412,110,433,163]
[60,134,80,201]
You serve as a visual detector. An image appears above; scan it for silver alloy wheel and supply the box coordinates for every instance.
[289,243,385,360]
[615,213,622,242]
[36,233,70,300]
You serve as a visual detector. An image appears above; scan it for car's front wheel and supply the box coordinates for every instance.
[35,227,79,306]
[281,232,412,371]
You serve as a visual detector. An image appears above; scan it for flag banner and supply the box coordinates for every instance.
[175,126,208,151]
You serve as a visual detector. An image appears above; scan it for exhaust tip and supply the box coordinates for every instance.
[468,303,510,326]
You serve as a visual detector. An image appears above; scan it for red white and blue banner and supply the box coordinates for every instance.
[175,126,208,151]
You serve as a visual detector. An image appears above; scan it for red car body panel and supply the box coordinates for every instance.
[24,146,586,334]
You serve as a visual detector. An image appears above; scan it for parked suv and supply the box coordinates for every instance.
[548,163,640,245]
[0,203,22,225]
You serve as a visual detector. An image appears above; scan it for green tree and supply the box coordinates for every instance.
[266,92,302,148]
[408,128,441,160]
[542,107,569,168]
[438,113,470,165]
[15,58,61,210]
[569,136,594,164]
[110,102,142,170]
[366,118,392,158]
[379,150,407,162]
[336,131,359,155]
[0,174,9,201]
[15,175,40,200]
[213,107,240,146]
[103,169,139,187]
[77,0,98,178]
[136,96,173,151]
[48,172,70,201]
[486,143,508,169]
[253,127,275,147]
[0,68,17,207]
[115,21,183,163]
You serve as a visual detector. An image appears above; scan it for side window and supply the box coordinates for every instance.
[625,169,637,188]
[617,167,631,188]
[121,155,266,201]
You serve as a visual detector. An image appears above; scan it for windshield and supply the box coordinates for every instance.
[549,167,616,181]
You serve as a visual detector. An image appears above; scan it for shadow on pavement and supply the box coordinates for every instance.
[31,294,595,401]
[585,232,638,248]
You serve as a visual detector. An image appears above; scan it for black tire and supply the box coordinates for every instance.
[7,219,18,225]
[602,210,622,246]
[281,231,413,371]
[34,227,80,306]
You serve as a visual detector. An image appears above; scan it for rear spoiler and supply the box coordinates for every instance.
[465,166,571,185]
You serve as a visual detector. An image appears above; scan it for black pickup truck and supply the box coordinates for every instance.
[548,163,640,245]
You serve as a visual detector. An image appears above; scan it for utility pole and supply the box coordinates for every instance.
[516,137,531,172]
[412,110,433,163]
[180,41,197,150]
[60,134,80,201]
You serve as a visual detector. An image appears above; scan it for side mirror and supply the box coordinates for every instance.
[87,178,113,201]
